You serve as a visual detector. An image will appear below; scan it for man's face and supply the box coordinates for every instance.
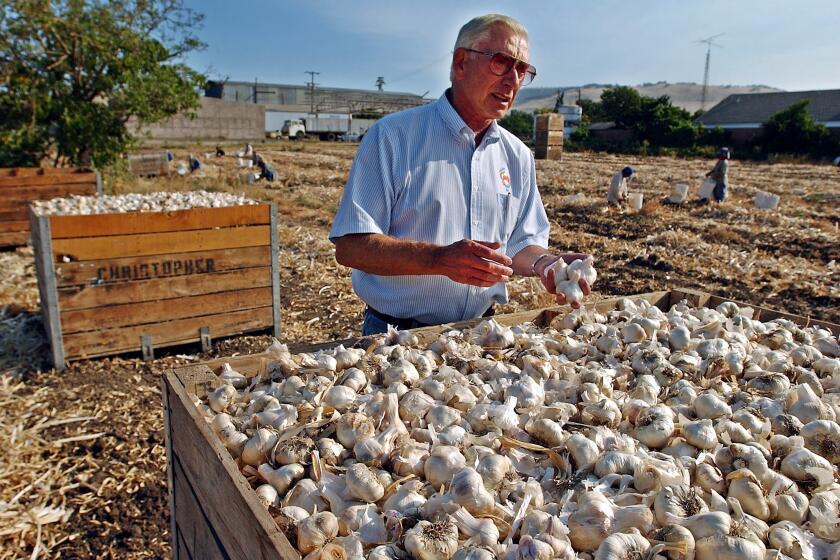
[453,25,530,123]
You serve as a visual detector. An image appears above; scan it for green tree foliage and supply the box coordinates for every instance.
[575,98,607,124]
[758,100,839,158]
[499,110,534,140]
[600,86,644,128]
[0,0,206,167]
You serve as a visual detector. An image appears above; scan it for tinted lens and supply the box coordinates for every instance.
[489,52,516,75]
[489,52,536,85]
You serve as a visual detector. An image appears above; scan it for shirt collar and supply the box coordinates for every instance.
[436,90,501,145]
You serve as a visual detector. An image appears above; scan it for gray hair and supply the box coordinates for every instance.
[450,14,528,81]
[454,14,528,50]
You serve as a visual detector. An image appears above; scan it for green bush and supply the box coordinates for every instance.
[499,110,534,141]
[757,100,839,158]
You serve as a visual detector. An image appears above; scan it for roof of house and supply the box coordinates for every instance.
[696,89,840,126]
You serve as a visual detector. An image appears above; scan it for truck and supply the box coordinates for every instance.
[276,114,376,141]
[281,116,347,141]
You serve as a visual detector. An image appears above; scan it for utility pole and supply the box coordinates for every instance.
[695,33,724,111]
[305,70,320,115]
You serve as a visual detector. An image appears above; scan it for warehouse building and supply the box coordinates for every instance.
[696,89,840,143]
[205,80,428,133]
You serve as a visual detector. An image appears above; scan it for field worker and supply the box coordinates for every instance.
[705,147,731,202]
[330,14,591,335]
[188,154,202,172]
[215,145,225,157]
[608,166,634,206]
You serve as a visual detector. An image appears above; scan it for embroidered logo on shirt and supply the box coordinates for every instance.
[499,167,512,193]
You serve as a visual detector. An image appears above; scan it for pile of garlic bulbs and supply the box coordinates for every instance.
[32,191,257,215]
[195,298,840,560]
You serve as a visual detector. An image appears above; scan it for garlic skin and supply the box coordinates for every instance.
[593,530,649,560]
[404,520,459,560]
[449,507,499,546]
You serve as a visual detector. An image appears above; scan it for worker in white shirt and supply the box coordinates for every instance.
[608,166,634,206]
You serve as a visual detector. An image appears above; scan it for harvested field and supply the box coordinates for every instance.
[0,142,838,558]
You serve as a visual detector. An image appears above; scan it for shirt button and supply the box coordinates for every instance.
[473,220,479,225]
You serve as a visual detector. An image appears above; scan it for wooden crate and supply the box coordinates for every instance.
[127,152,171,177]
[31,203,281,369]
[0,167,101,247]
[533,113,564,161]
[161,288,839,560]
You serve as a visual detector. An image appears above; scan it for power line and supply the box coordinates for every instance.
[305,70,320,114]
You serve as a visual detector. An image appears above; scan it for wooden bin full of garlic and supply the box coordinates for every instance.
[30,193,280,369]
[162,288,839,560]
[0,166,101,247]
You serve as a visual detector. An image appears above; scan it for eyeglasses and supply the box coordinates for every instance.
[464,48,537,86]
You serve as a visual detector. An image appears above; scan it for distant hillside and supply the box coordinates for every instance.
[514,82,783,114]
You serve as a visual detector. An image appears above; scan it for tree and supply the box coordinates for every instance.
[758,100,838,157]
[0,0,206,168]
[499,110,533,141]
[600,86,643,128]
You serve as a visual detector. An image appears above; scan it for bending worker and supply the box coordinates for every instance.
[705,147,731,202]
[329,13,591,335]
[608,166,634,206]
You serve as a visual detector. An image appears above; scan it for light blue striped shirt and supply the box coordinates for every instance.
[329,91,549,324]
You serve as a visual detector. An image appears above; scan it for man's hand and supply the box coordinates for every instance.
[536,253,592,309]
[433,240,513,287]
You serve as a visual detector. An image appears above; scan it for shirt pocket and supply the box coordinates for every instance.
[496,193,518,241]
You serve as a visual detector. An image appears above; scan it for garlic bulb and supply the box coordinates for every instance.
[219,362,248,389]
[255,484,280,509]
[298,511,339,554]
[259,463,305,495]
[424,446,467,489]
[345,463,385,503]
[208,384,237,413]
[404,520,459,560]
[593,530,649,560]
[448,467,495,515]
[336,413,375,448]
[449,507,499,546]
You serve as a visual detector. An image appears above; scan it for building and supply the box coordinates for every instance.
[696,89,840,143]
[205,80,428,133]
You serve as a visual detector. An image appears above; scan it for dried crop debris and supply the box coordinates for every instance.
[0,144,837,557]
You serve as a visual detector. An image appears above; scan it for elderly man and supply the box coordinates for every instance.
[330,14,591,335]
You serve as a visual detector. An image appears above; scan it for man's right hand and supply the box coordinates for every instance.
[433,240,513,287]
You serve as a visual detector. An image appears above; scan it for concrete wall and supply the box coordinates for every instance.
[133,97,265,141]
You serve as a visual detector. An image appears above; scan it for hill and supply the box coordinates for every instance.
[514,82,782,114]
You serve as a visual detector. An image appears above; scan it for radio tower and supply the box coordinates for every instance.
[696,33,724,111]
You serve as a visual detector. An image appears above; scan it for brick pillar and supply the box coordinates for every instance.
[534,113,564,160]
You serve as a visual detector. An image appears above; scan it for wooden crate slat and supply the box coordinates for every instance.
[55,246,271,288]
[58,266,271,310]
[0,171,98,188]
[63,306,274,359]
[172,454,228,559]
[61,286,272,333]
[164,372,298,560]
[0,184,98,210]
[52,225,270,261]
[0,167,90,177]
[0,231,29,246]
[0,220,29,233]
[0,209,30,221]
[49,205,270,239]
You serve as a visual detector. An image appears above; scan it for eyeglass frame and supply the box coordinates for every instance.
[462,48,537,85]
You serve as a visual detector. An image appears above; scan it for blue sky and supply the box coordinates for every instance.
[182,1,840,97]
